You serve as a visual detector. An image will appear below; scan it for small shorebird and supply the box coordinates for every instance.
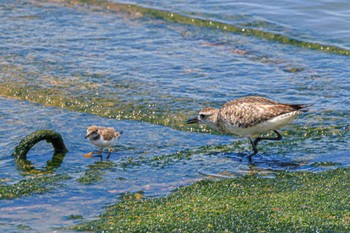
[84,125,123,159]
[187,96,309,161]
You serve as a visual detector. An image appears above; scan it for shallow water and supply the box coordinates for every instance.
[118,0,350,47]
[0,0,349,232]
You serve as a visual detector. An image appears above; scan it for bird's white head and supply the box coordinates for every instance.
[187,107,219,130]
[85,125,99,139]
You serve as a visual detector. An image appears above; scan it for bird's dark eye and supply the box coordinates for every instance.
[199,114,206,118]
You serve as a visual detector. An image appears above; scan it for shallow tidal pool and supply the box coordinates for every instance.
[1,0,350,232]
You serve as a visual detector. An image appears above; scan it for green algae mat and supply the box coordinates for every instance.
[72,168,350,232]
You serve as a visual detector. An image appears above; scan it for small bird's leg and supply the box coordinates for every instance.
[84,150,103,160]
[106,147,114,159]
[253,130,282,147]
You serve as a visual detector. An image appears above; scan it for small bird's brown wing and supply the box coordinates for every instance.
[218,97,303,128]
[99,127,117,141]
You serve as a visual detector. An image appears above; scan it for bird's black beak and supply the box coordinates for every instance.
[85,133,90,139]
[186,117,199,124]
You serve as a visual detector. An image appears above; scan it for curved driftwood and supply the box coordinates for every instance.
[13,130,68,160]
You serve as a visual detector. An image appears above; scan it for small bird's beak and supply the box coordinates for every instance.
[85,133,91,139]
[186,117,199,124]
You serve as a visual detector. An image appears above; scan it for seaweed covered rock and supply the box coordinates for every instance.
[13,130,68,160]
[12,130,68,173]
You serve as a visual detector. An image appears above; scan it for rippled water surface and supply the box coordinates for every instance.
[117,0,350,47]
[0,0,349,232]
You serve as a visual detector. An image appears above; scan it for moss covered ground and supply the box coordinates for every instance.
[0,174,70,200]
[72,168,350,232]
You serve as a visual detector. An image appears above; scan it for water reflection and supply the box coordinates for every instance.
[15,152,66,175]
[197,153,307,179]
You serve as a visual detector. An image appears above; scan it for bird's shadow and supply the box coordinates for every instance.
[197,152,309,179]
[230,152,307,170]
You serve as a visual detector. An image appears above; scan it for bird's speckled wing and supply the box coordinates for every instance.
[218,96,304,128]
[99,127,117,141]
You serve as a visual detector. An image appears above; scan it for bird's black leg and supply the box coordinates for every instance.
[254,130,282,147]
[246,137,259,162]
[106,147,114,159]
[246,130,282,161]
[92,153,103,161]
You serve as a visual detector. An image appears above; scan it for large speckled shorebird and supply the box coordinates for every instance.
[84,125,123,159]
[187,96,310,160]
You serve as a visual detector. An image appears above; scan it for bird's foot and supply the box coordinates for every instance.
[84,151,103,160]
[244,154,254,164]
[84,152,93,158]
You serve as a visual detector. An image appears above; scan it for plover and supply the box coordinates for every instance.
[84,125,123,159]
[187,96,309,160]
